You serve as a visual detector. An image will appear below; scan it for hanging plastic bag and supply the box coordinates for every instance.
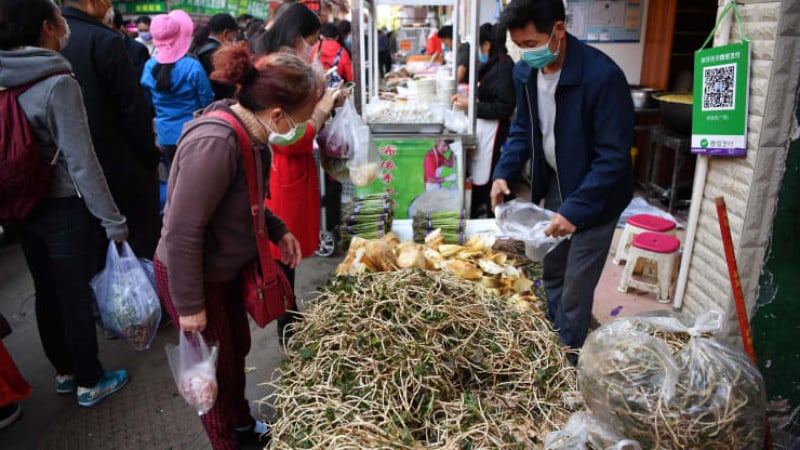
[346,123,379,187]
[90,242,161,351]
[494,199,567,262]
[317,97,359,160]
[578,311,767,450]
[165,332,219,415]
[544,411,641,450]
[443,108,468,133]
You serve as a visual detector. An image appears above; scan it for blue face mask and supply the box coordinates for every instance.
[345,35,352,48]
[139,31,152,42]
[443,44,451,52]
[478,52,488,64]
[520,31,559,69]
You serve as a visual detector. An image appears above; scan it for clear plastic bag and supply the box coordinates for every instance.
[494,199,566,262]
[544,412,641,450]
[165,332,219,415]
[91,242,161,351]
[346,123,379,187]
[317,97,359,159]
[443,108,468,133]
[578,311,767,450]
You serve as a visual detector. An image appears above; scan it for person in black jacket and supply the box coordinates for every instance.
[110,8,149,79]
[60,0,161,261]
[452,23,516,218]
[193,13,237,100]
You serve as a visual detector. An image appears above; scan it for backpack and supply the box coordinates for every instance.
[328,47,344,88]
[0,73,67,221]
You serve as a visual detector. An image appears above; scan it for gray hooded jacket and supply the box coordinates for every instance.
[0,47,127,240]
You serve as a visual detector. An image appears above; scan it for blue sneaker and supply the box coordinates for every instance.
[55,374,76,394]
[77,370,129,407]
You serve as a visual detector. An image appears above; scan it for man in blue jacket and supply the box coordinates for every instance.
[491,0,634,355]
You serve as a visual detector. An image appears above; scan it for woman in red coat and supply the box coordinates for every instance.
[259,3,343,344]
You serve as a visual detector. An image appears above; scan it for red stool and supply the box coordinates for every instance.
[613,213,677,264]
[617,232,681,303]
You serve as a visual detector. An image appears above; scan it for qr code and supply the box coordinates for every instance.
[702,63,736,111]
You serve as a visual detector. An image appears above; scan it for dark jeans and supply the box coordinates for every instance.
[275,261,299,341]
[542,173,617,349]
[16,197,105,387]
[105,171,160,266]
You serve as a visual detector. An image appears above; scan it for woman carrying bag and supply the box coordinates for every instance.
[153,41,337,449]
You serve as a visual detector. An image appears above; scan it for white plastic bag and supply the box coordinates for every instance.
[91,242,161,351]
[544,412,641,450]
[494,199,567,262]
[443,108,468,133]
[317,97,359,159]
[346,123,379,187]
[165,332,219,415]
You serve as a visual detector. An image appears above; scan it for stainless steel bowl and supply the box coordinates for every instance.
[630,86,658,109]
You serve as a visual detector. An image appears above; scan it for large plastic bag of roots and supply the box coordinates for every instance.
[165,332,219,415]
[91,242,162,351]
[544,411,641,450]
[495,199,566,262]
[578,311,767,450]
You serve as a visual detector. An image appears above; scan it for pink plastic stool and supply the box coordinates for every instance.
[613,213,677,264]
[617,232,681,303]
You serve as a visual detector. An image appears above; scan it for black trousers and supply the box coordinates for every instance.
[16,197,105,387]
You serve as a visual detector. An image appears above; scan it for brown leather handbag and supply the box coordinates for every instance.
[206,111,293,328]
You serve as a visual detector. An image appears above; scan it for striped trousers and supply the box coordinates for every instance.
[154,258,253,450]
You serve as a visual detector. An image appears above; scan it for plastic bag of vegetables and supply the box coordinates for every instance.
[578,311,767,450]
[317,97,358,159]
[346,123,379,187]
[91,242,162,351]
[165,332,219,415]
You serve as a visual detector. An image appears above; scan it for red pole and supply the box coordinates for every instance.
[714,196,756,361]
[715,196,772,449]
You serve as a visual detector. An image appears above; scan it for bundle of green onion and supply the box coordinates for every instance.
[412,210,466,245]
[340,194,395,247]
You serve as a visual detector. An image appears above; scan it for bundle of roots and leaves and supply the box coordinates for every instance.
[267,270,581,449]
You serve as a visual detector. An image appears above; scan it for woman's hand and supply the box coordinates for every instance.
[278,232,302,268]
[179,309,207,333]
[451,93,468,112]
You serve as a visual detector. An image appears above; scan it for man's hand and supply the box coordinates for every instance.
[179,309,207,333]
[278,232,302,268]
[544,213,576,238]
[490,179,511,211]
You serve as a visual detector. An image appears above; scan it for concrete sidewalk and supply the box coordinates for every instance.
[0,242,339,450]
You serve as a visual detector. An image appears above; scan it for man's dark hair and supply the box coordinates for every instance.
[320,22,339,40]
[135,15,151,26]
[0,0,59,50]
[208,13,238,34]
[236,13,253,25]
[499,0,565,34]
[437,25,453,40]
[112,8,124,30]
[335,19,351,37]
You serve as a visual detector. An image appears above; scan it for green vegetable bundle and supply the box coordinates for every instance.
[340,194,395,247]
[412,210,466,245]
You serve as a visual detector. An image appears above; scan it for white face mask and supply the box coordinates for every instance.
[58,21,71,51]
